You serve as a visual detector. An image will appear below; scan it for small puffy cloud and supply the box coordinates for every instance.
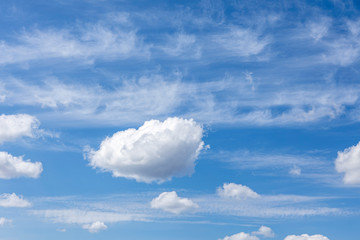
[87,117,205,183]
[219,232,259,240]
[252,226,275,238]
[0,193,31,208]
[289,166,301,176]
[82,221,108,233]
[0,217,12,226]
[0,114,40,144]
[217,183,260,199]
[284,234,330,240]
[150,191,199,214]
[0,151,43,179]
[335,141,360,184]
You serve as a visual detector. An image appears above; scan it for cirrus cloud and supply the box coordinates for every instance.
[284,234,329,240]
[87,117,205,183]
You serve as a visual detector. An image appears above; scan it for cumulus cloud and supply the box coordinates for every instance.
[0,114,40,143]
[252,226,275,238]
[335,141,360,184]
[0,217,12,226]
[87,117,205,183]
[0,193,31,207]
[284,234,329,240]
[0,151,43,179]
[217,183,260,199]
[219,232,259,240]
[82,221,108,233]
[150,191,198,214]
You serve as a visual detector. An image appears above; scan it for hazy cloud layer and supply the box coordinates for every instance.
[284,234,330,240]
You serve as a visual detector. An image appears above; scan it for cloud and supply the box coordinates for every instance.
[252,226,275,238]
[0,217,12,226]
[31,209,145,224]
[307,17,331,41]
[87,117,205,183]
[160,32,201,58]
[219,232,259,240]
[0,114,40,144]
[284,234,329,240]
[0,193,31,207]
[0,22,149,65]
[289,166,302,176]
[0,151,43,179]
[213,27,269,57]
[335,141,360,184]
[217,183,260,199]
[150,191,198,214]
[82,221,108,233]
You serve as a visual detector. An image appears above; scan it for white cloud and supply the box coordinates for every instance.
[150,191,199,214]
[0,151,43,179]
[219,232,259,240]
[0,193,31,208]
[335,141,360,184]
[307,17,331,41]
[0,22,149,65]
[87,117,205,183]
[160,33,201,58]
[0,114,40,144]
[252,226,275,238]
[31,209,145,224]
[82,221,108,233]
[284,234,330,240]
[217,183,260,199]
[213,27,269,57]
[0,217,12,226]
[289,166,302,176]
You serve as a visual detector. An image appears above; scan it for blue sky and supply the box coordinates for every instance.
[0,0,360,239]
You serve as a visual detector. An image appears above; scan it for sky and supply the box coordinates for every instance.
[0,0,360,239]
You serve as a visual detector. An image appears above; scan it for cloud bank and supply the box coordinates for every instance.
[87,117,205,183]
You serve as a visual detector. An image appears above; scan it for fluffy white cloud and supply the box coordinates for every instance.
[87,117,205,183]
[335,141,360,184]
[0,217,12,226]
[0,152,43,179]
[217,183,260,199]
[0,193,31,207]
[252,226,275,238]
[0,114,40,143]
[82,221,108,233]
[150,191,198,214]
[219,232,259,240]
[284,234,329,240]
